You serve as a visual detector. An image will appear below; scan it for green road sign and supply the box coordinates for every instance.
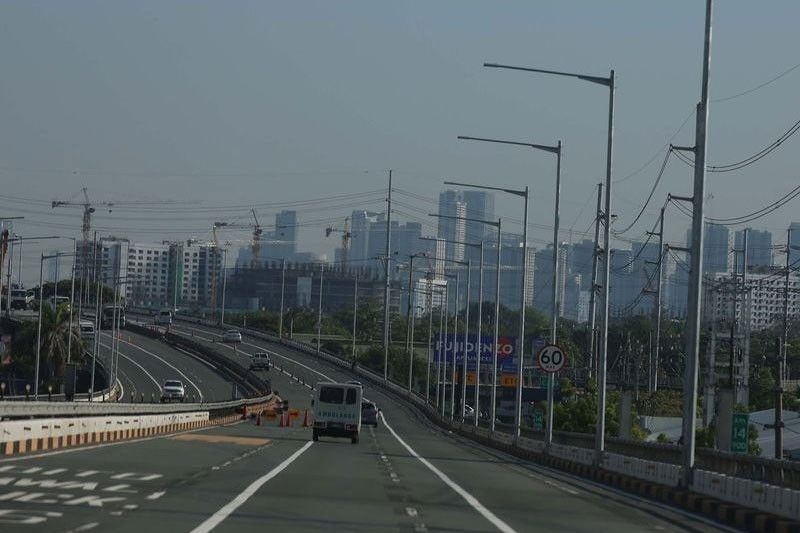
[731,413,749,453]
[533,410,544,431]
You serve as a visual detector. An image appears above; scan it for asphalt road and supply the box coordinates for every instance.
[96,328,239,403]
[0,321,736,532]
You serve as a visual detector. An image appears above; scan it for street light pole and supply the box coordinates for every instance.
[483,60,615,460]
[426,283,437,404]
[430,214,501,428]
[383,170,393,381]
[34,253,44,399]
[452,139,559,435]
[545,141,563,446]
[279,258,286,338]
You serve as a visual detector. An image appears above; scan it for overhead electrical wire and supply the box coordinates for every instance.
[613,150,672,235]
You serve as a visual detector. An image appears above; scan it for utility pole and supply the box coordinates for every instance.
[776,227,791,459]
[279,259,286,338]
[425,283,435,403]
[383,170,393,381]
[405,255,416,391]
[474,242,484,427]
[461,260,472,420]
[450,270,460,420]
[587,183,603,379]
[782,229,792,383]
[437,284,447,411]
[316,264,324,356]
[681,0,713,488]
[644,206,665,392]
[352,273,358,362]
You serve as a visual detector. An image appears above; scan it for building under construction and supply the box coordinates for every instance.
[226,261,399,315]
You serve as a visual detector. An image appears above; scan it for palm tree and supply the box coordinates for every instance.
[39,303,83,382]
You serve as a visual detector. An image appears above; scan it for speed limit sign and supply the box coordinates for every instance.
[537,344,566,373]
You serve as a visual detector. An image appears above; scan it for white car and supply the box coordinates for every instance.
[161,380,185,403]
[222,330,242,343]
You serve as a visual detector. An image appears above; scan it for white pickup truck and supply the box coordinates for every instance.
[312,382,362,444]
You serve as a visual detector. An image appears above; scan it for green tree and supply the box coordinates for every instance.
[9,303,82,385]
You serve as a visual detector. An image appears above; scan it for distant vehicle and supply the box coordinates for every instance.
[160,380,185,403]
[101,306,126,329]
[361,400,380,427]
[48,295,70,312]
[312,382,362,444]
[155,309,173,325]
[10,288,28,310]
[78,320,95,341]
[222,330,242,343]
[463,404,475,420]
[249,352,270,371]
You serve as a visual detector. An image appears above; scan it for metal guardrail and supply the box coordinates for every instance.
[164,314,800,490]
[126,321,272,398]
[0,395,271,419]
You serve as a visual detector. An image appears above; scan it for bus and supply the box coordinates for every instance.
[101,305,126,329]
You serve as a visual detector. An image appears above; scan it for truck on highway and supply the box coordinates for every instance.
[312,382,362,444]
[101,305,127,329]
[10,288,28,309]
[155,308,173,325]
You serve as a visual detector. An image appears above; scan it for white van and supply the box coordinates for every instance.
[312,382,362,444]
[79,320,95,341]
[155,309,173,325]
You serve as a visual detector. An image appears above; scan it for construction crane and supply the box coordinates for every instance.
[250,209,263,269]
[325,216,351,270]
[214,212,263,269]
[52,188,114,245]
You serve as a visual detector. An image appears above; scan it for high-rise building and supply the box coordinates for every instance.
[462,190,495,254]
[350,210,379,263]
[687,223,729,274]
[437,190,466,262]
[789,223,800,267]
[734,228,772,269]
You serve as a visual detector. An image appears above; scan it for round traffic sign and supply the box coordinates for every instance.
[537,344,566,373]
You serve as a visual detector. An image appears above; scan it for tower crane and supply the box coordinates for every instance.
[325,216,351,270]
[52,188,113,245]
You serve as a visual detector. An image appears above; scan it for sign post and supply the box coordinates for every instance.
[537,344,567,444]
[731,413,749,453]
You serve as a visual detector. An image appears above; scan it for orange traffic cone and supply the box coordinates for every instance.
[302,409,311,428]
[256,412,262,426]
[279,411,287,427]
[241,405,248,420]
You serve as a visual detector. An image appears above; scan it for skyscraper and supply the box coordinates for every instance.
[790,223,800,267]
[734,228,773,269]
[273,210,298,259]
[437,190,466,262]
[462,190,495,240]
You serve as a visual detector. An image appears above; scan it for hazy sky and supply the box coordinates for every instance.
[1,1,799,285]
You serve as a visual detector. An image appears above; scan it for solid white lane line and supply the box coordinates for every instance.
[109,334,204,401]
[100,342,162,391]
[381,414,517,533]
[190,441,314,533]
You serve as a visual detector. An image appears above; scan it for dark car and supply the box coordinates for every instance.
[361,400,380,427]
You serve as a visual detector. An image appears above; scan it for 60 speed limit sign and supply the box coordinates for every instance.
[537,344,567,373]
